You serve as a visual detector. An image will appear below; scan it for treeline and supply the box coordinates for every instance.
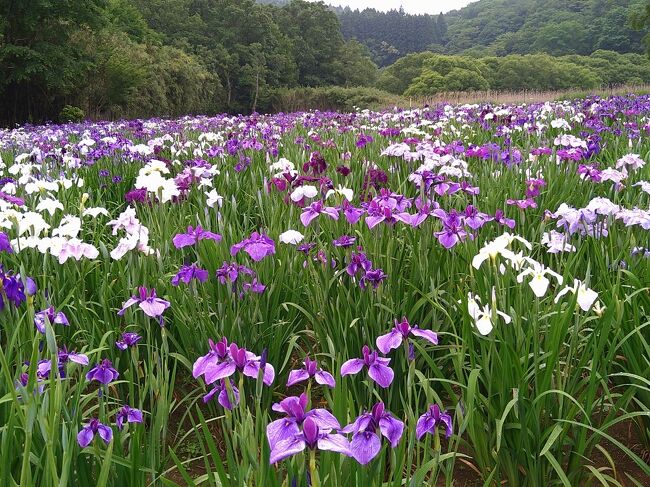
[378,51,650,97]
[0,0,377,124]
[335,0,648,66]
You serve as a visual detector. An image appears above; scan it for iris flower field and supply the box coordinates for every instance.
[0,95,649,486]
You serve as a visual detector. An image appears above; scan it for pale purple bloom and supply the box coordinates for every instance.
[287,356,335,388]
[115,332,142,351]
[463,205,490,230]
[86,359,119,385]
[493,209,515,229]
[342,402,404,464]
[300,201,339,226]
[197,342,275,386]
[115,405,143,431]
[34,306,69,334]
[118,287,170,325]
[416,404,453,440]
[433,209,468,249]
[37,346,89,378]
[376,317,438,355]
[341,200,364,224]
[267,393,340,450]
[171,263,209,286]
[506,198,537,210]
[78,418,112,447]
[193,337,230,379]
[268,416,350,464]
[230,232,276,262]
[341,345,393,388]
[203,379,240,409]
[172,225,222,248]
[332,235,356,248]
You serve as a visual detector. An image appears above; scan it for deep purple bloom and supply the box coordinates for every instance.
[0,232,11,253]
[287,356,335,388]
[267,393,340,450]
[115,332,142,351]
[506,198,537,210]
[118,287,170,325]
[172,225,222,248]
[230,232,276,262]
[86,358,119,385]
[300,201,339,226]
[268,416,350,464]
[203,378,240,408]
[525,178,546,198]
[332,235,356,248]
[34,306,69,334]
[433,209,468,249]
[376,317,438,355]
[171,263,209,286]
[359,268,387,290]
[78,418,112,447]
[342,403,404,465]
[0,266,26,310]
[416,404,453,440]
[356,134,374,148]
[37,346,89,378]
[493,209,516,229]
[341,345,393,388]
[341,200,364,224]
[346,251,372,277]
[195,341,275,386]
[116,405,143,431]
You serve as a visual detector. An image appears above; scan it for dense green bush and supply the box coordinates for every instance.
[269,86,403,112]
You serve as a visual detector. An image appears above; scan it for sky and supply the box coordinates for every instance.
[309,0,476,15]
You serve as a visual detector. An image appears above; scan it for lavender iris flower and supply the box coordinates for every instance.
[267,393,340,450]
[171,263,209,286]
[86,358,119,385]
[37,346,89,378]
[230,232,276,262]
[287,356,335,388]
[172,225,222,248]
[269,416,350,464]
[342,402,404,465]
[341,345,394,388]
[376,317,438,355]
[359,268,387,290]
[416,404,453,440]
[34,306,69,334]
[118,287,170,325]
[203,378,240,409]
[341,200,364,224]
[433,209,469,249]
[493,209,516,229]
[194,340,275,386]
[332,235,356,248]
[78,418,112,448]
[300,201,339,226]
[0,232,12,253]
[115,332,142,350]
[116,405,143,431]
[193,337,230,379]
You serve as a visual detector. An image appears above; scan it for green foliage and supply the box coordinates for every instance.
[59,105,85,123]
[269,85,403,112]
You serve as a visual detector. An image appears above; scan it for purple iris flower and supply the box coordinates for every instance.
[267,393,341,451]
[203,379,240,409]
[287,356,335,388]
[341,345,393,388]
[78,418,112,448]
[359,268,387,290]
[86,359,119,385]
[507,198,537,210]
[269,416,350,464]
[230,232,276,262]
[172,225,222,249]
[118,287,170,325]
[300,201,339,227]
[416,404,453,440]
[346,251,372,277]
[525,178,546,199]
[341,200,364,224]
[493,209,516,229]
[0,232,12,253]
[171,263,209,286]
[0,266,26,310]
[194,340,275,386]
[34,306,69,334]
[342,402,404,465]
[37,346,89,378]
[433,209,468,249]
[463,205,490,230]
[332,235,356,248]
[365,201,399,229]
[115,332,142,351]
[116,405,143,431]
[376,317,438,355]
[356,134,374,148]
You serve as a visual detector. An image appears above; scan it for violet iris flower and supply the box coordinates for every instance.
[172,225,222,248]
[342,403,404,465]
[332,235,356,248]
[0,265,26,310]
[416,404,453,440]
[86,358,119,385]
[34,306,69,334]
[78,418,112,447]
[115,332,142,350]
[0,232,11,253]
[195,340,275,386]
[300,201,339,226]
[269,416,350,464]
[341,345,393,388]
[346,251,372,277]
[203,379,240,409]
[230,232,276,262]
[193,337,230,379]
[37,346,89,378]
[286,356,335,388]
[171,263,209,286]
[116,405,143,431]
[433,209,469,249]
[118,287,170,325]
[376,317,438,354]
[359,268,387,290]
[506,198,537,209]
[267,393,340,450]
[493,209,516,229]
[341,200,364,224]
